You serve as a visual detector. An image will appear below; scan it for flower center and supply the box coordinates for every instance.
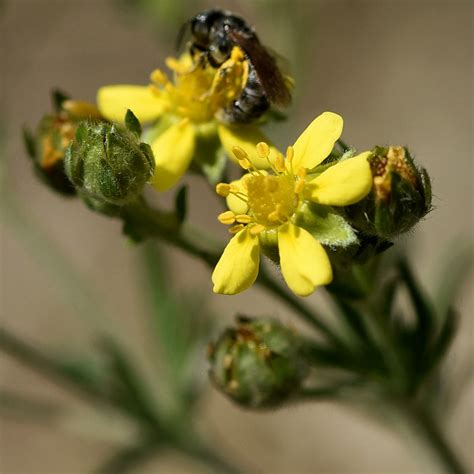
[245,174,297,227]
[150,48,248,124]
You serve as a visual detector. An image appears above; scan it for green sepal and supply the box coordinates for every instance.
[174,185,187,224]
[420,167,432,210]
[294,201,358,248]
[124,109,142,137]
[22,126,36,160]
[51,89,70,112]
[191,125,227,185]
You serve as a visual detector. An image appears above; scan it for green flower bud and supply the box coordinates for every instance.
[343,146,432,239]
[23,90,104,196]
[208,317,308,409]
[64,111,154,205]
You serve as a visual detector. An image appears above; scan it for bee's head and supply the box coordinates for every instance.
[190,9,224,48]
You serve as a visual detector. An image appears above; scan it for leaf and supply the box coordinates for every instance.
[141,243,212,401]
[424,307,459,376]
[434,243,473,325]
[294,202,358,248]
[174,185,187,223]
[99,338,160,426]
[124,109,142,137]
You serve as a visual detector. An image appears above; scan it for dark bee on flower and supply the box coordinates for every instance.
[179,8,292,124]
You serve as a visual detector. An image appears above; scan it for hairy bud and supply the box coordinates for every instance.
[208,317,308,409]
[65,110,154,205]
[23,91,103,196]
[344,146,432,239]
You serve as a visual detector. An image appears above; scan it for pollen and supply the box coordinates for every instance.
[245,174,297,227]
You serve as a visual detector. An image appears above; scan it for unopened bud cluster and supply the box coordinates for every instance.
[208,317,308,408]
[65,112,154,206]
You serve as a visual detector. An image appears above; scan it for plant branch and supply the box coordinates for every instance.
[122,199,343,345]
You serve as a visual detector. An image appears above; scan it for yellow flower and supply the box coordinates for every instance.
[97,48,280,191]
[212,112,373,297]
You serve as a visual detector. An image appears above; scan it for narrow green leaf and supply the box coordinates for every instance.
[99,338,160,427]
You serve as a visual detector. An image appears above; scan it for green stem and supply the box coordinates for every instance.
[388,400,466,474]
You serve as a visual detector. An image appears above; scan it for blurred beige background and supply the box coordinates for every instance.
[1,0,473,472]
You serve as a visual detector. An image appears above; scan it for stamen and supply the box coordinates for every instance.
[236,214,252,224]
[274,154,286,173]
[216,183,231,197]
[165,57,189,74]
[294,168,307,194]
[286,146,294,162]
[256,142,270,159]
[229,224,245,234]
[232,146,249,162]
[218,211,236,225]
[249,224,265,235]
[150,69,168,85]
[148,84,162,98]
[239,158,252,170]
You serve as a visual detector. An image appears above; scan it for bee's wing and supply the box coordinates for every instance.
[229,30,292,107]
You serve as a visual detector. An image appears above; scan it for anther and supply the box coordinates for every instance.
[274,154,286,173]
[218,211,236,225]
[229,224,245,234]
[239,158,252,170]
[256,142,270,159]
[232,146,249,162]
[216,183,231,197]
[249,224,265,235]
[150,69,168,85]
[236,214,252,224]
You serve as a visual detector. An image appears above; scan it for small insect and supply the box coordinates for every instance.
[179,9,292,124]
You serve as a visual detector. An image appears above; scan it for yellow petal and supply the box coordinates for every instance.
[217,124,281,170]
[151,120,196,192]
[306,151,373,206]
[278,223,332,296]
[97,85,166,123]
[212,227,260,295]
[292,112,343,171]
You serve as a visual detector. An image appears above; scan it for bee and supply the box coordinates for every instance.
[179,9,292,124]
